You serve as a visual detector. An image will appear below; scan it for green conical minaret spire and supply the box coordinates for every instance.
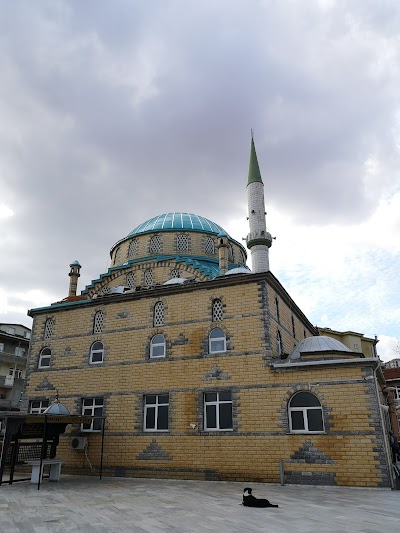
[247,130,263,185]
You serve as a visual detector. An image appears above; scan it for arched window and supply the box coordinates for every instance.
[144,269,153,286]
[288,392,324,433]
[150,334,166,358]
[228,243,234,263]
[276,331,283,356]
[44,318,54,340]
[176,233,189,252]
[170,269,180,278]
[127,239,139,258]
[204,236,215,255]
[93,311,105,334]
[209,328,226,354]
[38,348,52,368]
[275,297,280,322]
[149,235,162,253]
[126,272,136,289]
[114,247,121,264]
[212,299,223,322]
[153,301,165,326]
[90,341,104,364]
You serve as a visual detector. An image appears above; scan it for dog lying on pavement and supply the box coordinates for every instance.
[242,487,279,508]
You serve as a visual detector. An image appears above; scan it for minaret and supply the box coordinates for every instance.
[217,231,229,274]
[246,133,272,273]
[68,260,81,297]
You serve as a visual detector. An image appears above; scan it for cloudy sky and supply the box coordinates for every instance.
[0,0,399,361]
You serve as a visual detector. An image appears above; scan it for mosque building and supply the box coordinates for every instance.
[23,136,392,487]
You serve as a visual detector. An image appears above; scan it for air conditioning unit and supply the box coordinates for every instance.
[70,436,88,450]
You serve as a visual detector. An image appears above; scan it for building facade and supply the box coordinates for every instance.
[22,138,392,487]
[0,323,30,411]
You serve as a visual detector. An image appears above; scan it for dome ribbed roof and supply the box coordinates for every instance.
[128,213,230,238]
[289,336,353,361]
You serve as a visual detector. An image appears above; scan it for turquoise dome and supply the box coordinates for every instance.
[128,213,230,238]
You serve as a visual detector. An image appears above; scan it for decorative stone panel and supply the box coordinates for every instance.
[137,440,172,461]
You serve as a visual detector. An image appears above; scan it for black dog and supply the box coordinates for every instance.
[242,487,279,508]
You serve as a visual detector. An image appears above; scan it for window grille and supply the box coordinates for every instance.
[204,236,215,255]
[93,311,105,334]
[149,235,162,253]
[170,269,180,278]
[127,239,139,258]
[144,269,153,286]
[44,318,54,340]
[212,299,223,322]
[100,286,110,295]
[153,301,165,326]
[114,247,121,264]
[176,233,189,252]
[288,392,324,433]
[228,244,234,263]
[126,272,136,289]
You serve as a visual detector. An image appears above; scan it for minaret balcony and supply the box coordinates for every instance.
[246,230,272,249]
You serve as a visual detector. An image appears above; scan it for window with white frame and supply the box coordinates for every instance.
[90,341,104,364]
[212,299,223,322]
[149,235,162,253]
[38,348,52,368]
[143,269,153,286]
[176,233,189,252]
[93,310,105,334]
[393,386,400,401]
[81,398,104,431]
[127,239,139,258]
[144,394,169,431]
[44,318,54,340]
[276,331,283,356]
[150,334,166,358]
[209,328,226,353]
[153,301,165,326]
[15,346,26,357]
[288,392,324,433]
[29,399,49,414]
[9,368,23,378]
[126,272,136,289]
[204,236,215,255]
[170,269,180,278]
[204,391,233,431]
[0,343,4,352]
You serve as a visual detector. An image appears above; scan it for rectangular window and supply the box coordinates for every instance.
[0,343,4,352]
[81,398,104,432]
[15,346,26,357]
[204,391,233,431]
[9,368,23,378]
[7,327,15,335]
[29,400,49,414]
[144,394,169,431]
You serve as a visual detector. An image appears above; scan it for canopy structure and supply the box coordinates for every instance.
[0,413,106,490]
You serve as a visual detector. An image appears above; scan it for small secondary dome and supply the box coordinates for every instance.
[289,336,354,361]
[225,267,252,275]
[43,402,71,415]
[128,213,231,238]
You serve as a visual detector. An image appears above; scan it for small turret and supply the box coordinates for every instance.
[246,132,272,273]
[68,260,81,297]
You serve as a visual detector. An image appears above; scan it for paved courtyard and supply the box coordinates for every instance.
[0,476,399,532]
